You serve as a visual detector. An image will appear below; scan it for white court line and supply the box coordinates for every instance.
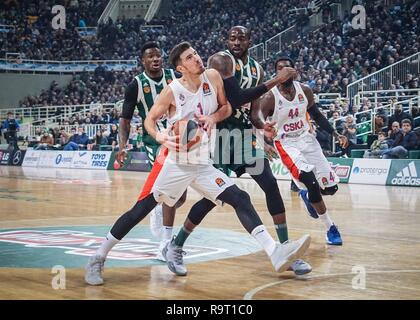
[3,220,420,244]
[229,226,420,244]
[244,269,420,300]
[0,216,119,223]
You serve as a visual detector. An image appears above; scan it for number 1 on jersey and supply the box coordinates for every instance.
[197,102,203,115]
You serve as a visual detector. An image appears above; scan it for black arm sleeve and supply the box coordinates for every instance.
[223,76,268,109]
[121,80,138,120]
[308,104,335,134]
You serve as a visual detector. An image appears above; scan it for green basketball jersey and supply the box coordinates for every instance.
[224,50,263,129]
[134,68,175,142]
[135,69,175,163]
[213,51,264,175]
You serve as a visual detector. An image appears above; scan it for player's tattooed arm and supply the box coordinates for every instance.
[118,118,131,150]
[116,80,138,165]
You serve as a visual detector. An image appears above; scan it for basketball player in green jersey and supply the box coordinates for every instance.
[213,26,268,175]
[125,42,176,165]
[170,26,312,275]
[118,42,185,260]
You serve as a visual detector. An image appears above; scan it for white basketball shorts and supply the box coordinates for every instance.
[274,133,339,190]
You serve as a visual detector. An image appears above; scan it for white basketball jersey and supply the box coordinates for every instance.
[271,81,311,140]
[167,71,218,164]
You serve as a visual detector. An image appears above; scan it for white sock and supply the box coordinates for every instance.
[319,211,334,230]
[251,225,276,256]
[96,231,120,259]
[161,226,173,242]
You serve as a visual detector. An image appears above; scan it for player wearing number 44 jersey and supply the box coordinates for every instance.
[85,42,311,285]
[251,57,345,246]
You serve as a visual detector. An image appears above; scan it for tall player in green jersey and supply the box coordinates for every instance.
[133,46,176,165]
[215,26,265,175]
[118,42,185,261]
[169,27,313,275]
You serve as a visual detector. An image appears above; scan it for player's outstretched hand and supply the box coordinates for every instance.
[275,67,297,84]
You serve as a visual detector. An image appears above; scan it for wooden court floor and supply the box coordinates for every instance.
[0,166,419,300]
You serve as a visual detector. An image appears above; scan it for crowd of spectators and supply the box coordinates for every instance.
[316,100,420,158]
[1,0,309,62]
[271,0,419,96]
[11,0,418,109]
[19,68,137,107]
[31,121,144,152]
[2,0,420,157]
[1,0,109,60]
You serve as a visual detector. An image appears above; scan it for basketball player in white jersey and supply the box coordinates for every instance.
[131,40,297,264]
[118,42,185,261]
[251,57,344,245]
[85,43,310,285]
[168,27,313,275]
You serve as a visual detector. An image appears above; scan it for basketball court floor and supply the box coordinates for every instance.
[0,166,419,299]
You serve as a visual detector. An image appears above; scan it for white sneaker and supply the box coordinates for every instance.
[150,204,163,238]
[288,259,312,275]
[162,237,187,276]
[270,234,311,273]
[156,239,170,262]
[85,255,105,285]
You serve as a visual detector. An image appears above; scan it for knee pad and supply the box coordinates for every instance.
[222,185,251,209]
[320,185,338,196]
[187,198,215,226]
[264,179,285,215]
[235,189,251,207]
[264,176,279,192]
[299,171,322,203]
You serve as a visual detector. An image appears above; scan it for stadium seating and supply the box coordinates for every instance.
[1,0,418,156]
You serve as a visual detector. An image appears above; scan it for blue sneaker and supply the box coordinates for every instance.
[298,189,319,219]
[326,225,343,245]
